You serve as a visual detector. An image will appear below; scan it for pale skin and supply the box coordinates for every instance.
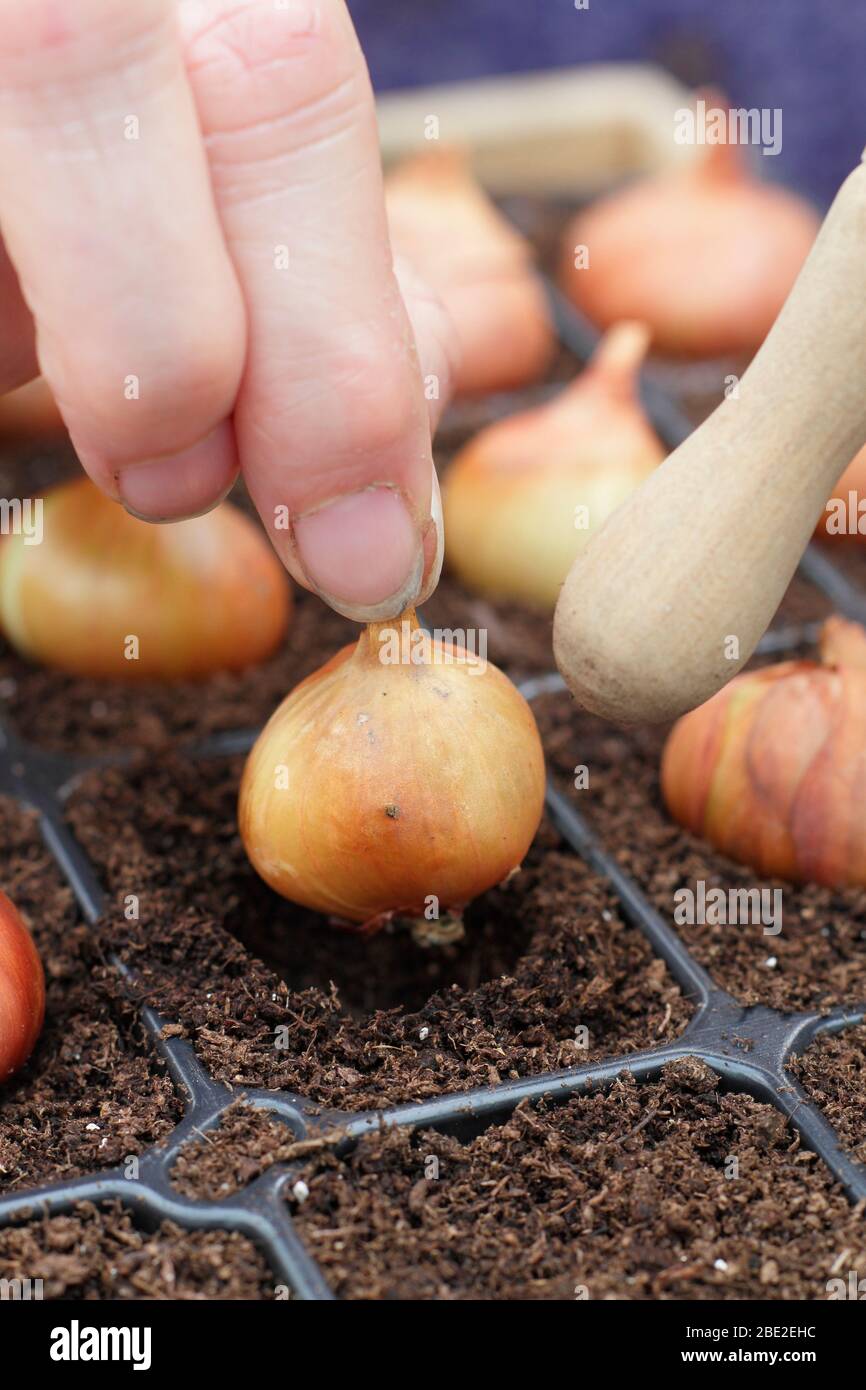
[0,0,457,620]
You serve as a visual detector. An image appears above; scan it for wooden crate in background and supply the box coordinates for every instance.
[377,63,697,195]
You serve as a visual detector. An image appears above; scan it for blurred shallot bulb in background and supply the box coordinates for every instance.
[818,443,866,542]
[385,147,554,396]
[559,110,819,359]
[442,322,665,609]
[662,618,866,886]
[0,378,65,439]
[0,476,291,680]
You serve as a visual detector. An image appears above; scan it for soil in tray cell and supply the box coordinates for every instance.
[169,1101,328,1202]
[788,1023,866,1163]
[0,797,180,1190]
[534,689,866,1014]
[0,1201,276,1299]
[64,754,693,1110]
[290,1062,866,1301]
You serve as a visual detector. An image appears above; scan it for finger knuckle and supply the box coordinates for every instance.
[333,338,420,460]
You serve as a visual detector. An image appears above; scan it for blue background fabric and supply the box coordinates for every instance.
[349,0,865,208]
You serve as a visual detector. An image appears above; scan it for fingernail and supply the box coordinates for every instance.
[116,423,238,523]
[293,486,424,622]
[417,469,444,607]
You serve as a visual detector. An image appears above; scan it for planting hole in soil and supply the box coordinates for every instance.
[62,752,691,1107]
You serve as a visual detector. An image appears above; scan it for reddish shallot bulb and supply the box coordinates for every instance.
[662,618,866,886]
[559,136,819,358]
[239,608,545,930]
[386,148,554,396]
[0,476,291,680]
[442,323,666,609]
[0,890,44,1083]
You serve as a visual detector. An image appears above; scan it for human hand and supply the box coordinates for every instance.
[0,0,455,620]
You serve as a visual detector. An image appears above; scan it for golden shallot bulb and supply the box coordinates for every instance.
[385,148,553,396]
[559,137,819,358]
[442,322,665,609]
[0,476,291,680]
[661,618,866,886]
[239,609,545,928]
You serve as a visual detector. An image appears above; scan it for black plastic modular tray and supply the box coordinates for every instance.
[0,279,864,1303]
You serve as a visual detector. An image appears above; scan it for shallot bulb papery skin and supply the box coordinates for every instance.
[559,140,819,359]
[238,611,546,927]
[442,322,666,610]
[661,619,866,886]
[385,148,553,397]
[0,477,291,680]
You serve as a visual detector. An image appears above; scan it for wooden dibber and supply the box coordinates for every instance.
[553,152,866,724]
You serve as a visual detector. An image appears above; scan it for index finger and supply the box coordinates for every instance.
[0,0,246,518]
[180,0,441,621]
